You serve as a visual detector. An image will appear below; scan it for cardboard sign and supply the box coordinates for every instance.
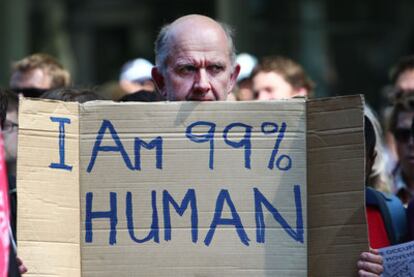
[17,96,368,277]
[379,240,414,277]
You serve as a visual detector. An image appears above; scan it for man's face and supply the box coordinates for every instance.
[2,109,18,164]
[253,71,304,100]
[237,79,255,101]
[120,79,155,94]
[153,26,239,101]
[10,68,52,90]
[396,69,414,91]
[394,111,414,179]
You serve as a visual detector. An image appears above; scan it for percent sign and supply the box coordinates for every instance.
[262,122,292,171]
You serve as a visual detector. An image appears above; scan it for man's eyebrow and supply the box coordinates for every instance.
[175,62,195,67]
[174,58,195,65]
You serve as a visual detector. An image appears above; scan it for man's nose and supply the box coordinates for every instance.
[257,91,270,101]
[193,69,211,93]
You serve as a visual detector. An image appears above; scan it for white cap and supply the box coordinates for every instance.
[236,53,258,82]
[119,58,154,82]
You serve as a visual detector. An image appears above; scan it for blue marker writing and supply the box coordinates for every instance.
[49,117,73,171]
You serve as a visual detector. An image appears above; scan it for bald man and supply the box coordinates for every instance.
[151,14,382,277]
[151,14,240,101]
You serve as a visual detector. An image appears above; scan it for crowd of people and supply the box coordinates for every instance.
[1,13,414,276]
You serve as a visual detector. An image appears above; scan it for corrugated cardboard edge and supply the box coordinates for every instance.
[17,98,81,277]
[307,95,368,277]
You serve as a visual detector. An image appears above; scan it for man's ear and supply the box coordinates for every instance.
[151,67,166,96]
[227,64,241,94]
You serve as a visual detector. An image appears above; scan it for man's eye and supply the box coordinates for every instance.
[208,65,224,73]
[179,65,196,73]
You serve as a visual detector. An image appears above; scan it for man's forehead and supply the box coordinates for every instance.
[397,69,414,90]
[170,48,230,62]
[169,30,228,51]
[10,68,51,89]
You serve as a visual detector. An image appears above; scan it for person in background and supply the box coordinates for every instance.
[234,53,257,101]
[251,55,314,100]
[390,55,414,92]
[118,90,164,102]
[364,113,407,244]
[365,106,393,193]
[356,114,406,277]
[40,88,105,103]
[2,89,19,247]
[119,58,155,94]
[0,89,25,276]
[388,92,414,205]
[9,53,71,97]
[382,56,414,179]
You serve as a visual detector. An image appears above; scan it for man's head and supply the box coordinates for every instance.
[390,55,414,91]
[1,90,19,174]
[235,53,257,101]
[40,88,105,103]
[119,58,155,93]
[251,56,314,100]
[10,53,71,97]
[390,93,414,181]
[152,14,240,101]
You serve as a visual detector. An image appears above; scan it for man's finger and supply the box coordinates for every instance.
[361,251,383,265]
[358,269,381,277]
[16,256,28,274]
[357,260,383,275]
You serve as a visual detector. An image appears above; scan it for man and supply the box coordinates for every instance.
[234,53,257,101]
[9,53,71,97]
[151,14,240,101]
[119,58,155,94]
[251,56,314,100]
[390,55,414,91]
[2,91,19,264]
[0,90,25,276]
[384,56,414,179]
[389,92,414,205]
[151,14,381,276]
[2,92,18,184]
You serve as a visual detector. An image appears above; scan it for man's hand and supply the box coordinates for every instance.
[357,248,383,277]
[17,256,28,274]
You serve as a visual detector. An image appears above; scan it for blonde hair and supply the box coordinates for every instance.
[12,53,71,89]
[365,105,392,193]
[251,56,315,97]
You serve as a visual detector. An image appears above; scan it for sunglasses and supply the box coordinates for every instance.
[10,87,48,98]
[2,120,18,133]
[394,128,414,143]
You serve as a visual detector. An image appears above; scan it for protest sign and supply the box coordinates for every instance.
[17,96,367,276]
[379,240,414,277]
